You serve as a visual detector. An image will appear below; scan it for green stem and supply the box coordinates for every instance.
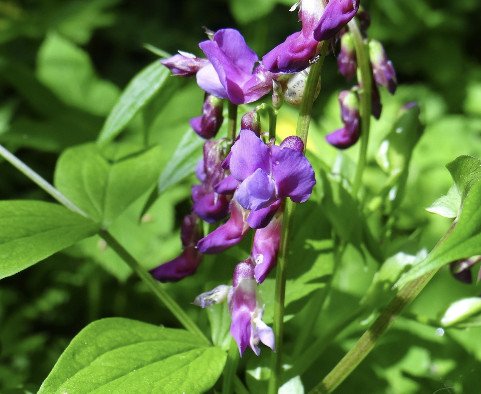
[267,43,327,394]
[310,270,437,393]
[99,230,210,344]
[0,144,209,344]
[0,144,86,216]
[267,106,278,141]
[222,340,241,394]
[349,18,373,198]
[227,102,238,143]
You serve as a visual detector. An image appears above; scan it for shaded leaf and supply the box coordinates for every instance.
[0,201,99,279]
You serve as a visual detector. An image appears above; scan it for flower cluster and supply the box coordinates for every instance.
[326,7,398,149]
[153,0,360,355]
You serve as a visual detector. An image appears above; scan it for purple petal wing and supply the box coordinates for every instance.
[247,199,281,229]
[214,175,240,194]
[313,0,360,41]
[234,168,276,211]
[229,130,271,181]
[196,63,228,99]
[271,145,316,202]
[150,247,202,282]
[252,215,282,283]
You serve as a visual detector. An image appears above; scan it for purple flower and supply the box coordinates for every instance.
[161,51,209,77]
[229,259,275,355]
[229,130,315,228]
[240,110,261,135]
[192,140,230,223]
[252,214,282,283]
[190,95,224,139]
[337,32,357,80]
[369,40,397,94]
[196,29,273,104]
[262,0,323,73]
[313,0,360,41]
[326,89,361,149]
[150,214,203,282]
[196,200,250,254]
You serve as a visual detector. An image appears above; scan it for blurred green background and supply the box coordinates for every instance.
[0,0,480,392]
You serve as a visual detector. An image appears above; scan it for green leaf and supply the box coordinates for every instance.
[98,61,170,143]
[397,156,481,286]
[39,318,226,394]
[0,201,99,279]
[54,143,162,226]
[37,32,120,116]
[230,0,276,23]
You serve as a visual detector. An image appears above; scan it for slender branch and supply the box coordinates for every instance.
[99,230,210,344]
[222,340,241,394]
[310,270,437,393]
[349,18,373,198]
[267,43,327,394]
[0,144,210,344]
[227,102,238,143]
[267,106,278,141]
[0,144,86,216]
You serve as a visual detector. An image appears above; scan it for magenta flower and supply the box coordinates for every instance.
[161,51,209,77]
[326,89,360,149]
[190,95,224,139]
[192,140,230,223]
[337,32,357,80]
[229,130,315,228]
[196,29,273,104]
[150,214,203,282]
[229,260,275,355]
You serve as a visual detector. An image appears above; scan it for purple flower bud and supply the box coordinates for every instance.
[371,80,382,119]
[241,111,261,135]
[196,200,250,254]
[314,0,360,42]
[190,95,224,139]
[326,89,361,149]
[252,214,282,283]
[161,51,209,77]
[280,136,304,152]
[196,29,273,104]
[193,285,231,308]
[192,140,230,223]
[272,80,284,110]
[369,40,397,94]
[450,256,481,284]
[150,214,203,282]
[230,259,275,355]
[337,32,357,80]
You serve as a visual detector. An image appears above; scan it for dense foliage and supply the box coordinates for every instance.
[0,0,481,393]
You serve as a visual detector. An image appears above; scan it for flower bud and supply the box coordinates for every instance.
[280,136,304,152]
[369,40,397,94]
[337,32,357,80]
[371,81,382,119]
[190,95,224,139]
[252,214,282,283]
[326,89,361,149]
[284,67,320,106]
[241,111,261,135]
[450,256,481,284]
[150,214,203,282]
[161,51,209,77]
[272,80,284,110]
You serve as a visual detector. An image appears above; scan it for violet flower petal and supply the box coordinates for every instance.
[192,189,229,224]
[252,215,282,283]
[196,63,228,99]
[196,201,249,254]
[313,0,360,41]
[234,168,277,211]
[271,145,316,203]
[229,130,270,181]
[247,199,281,229]
[214,175,240,194]
[150,247,202,282]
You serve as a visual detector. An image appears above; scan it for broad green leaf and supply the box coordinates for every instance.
[230,0,276,24]
[37,33,120,116]
[39,318,226,394]
[0,201,98,279]
[397,156,481,286]
[98,61,170,143]
[54,143,162,226]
